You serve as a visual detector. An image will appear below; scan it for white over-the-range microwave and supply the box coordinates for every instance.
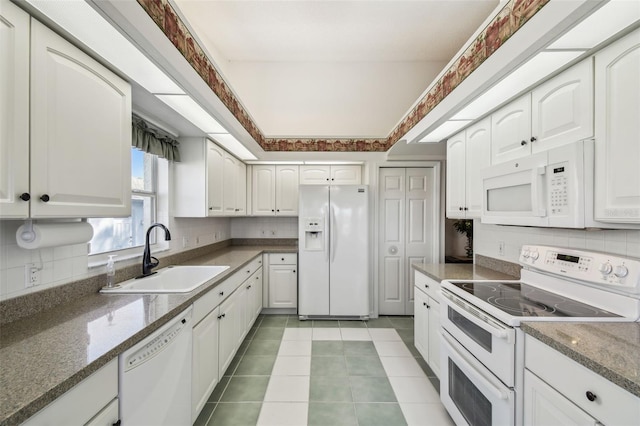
[481,139,639,229]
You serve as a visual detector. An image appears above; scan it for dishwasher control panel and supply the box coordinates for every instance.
[123,309,192,372]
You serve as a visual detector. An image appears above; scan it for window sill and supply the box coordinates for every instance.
[88,244,170,269]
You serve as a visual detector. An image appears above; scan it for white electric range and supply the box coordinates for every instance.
[439,245,640,426]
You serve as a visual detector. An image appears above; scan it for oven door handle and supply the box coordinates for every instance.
[441,289,514,344]
[442,331,509,401]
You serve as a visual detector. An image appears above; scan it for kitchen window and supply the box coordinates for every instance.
[88,148,158,255]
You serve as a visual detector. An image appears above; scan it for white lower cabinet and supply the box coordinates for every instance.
[413,271,440,378]
[192,307,220,421]
[524,334,640,426]
[23,360,118,425]
[191,255,263,421]
[267,254,298,309]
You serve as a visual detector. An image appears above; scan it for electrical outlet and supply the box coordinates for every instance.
[196,236,200,245]
[182,236,189,248]
[498,241,505,256]
[214,232,219,241]
[24,264,40,288]
[270,230,276,236]
[261,230,266,236]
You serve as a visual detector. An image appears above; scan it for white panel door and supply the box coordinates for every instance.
[446,132,466,218]
[594,29,640,223]
[252,165,276,215]
[299,165,331,184]
[275,165,299,215]
[223,153,237,215]
[30,20,131,218]
[329,185,369,317]
[207,143,224,216]
[491,94,532,164]
[405,168,436,315]
[465,118,491,218]
[380,168,437,315]
[379,168,406,315]
[532,58,593,153]
[0,1,29,218]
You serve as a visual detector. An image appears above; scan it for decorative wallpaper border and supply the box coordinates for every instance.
[137,0,549,152]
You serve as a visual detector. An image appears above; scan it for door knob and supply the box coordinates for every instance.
[19,193,30,201]
[388,246,398,255]
[520,140,527,146]
[40,194,50,202]
[530,136,537,142]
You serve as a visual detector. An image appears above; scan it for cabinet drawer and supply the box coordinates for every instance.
[270,253,297,265]
[525,335,640,425]
[240,256,263,278]
[414,270,440,301]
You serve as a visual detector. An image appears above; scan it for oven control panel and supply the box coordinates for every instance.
[520,245,640,295]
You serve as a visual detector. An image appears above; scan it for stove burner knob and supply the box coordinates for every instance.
[614,265,629,278]
[598,263,613,275]
[522,250,530,259]
[530,251,539,260]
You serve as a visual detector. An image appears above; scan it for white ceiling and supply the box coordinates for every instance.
[172,0,499,138]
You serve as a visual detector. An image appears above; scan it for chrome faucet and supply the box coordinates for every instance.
[137,223,171,279]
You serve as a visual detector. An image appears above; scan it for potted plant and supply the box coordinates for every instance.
[452,219,473,258]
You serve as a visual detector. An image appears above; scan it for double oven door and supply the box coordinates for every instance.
[440,288,516,426]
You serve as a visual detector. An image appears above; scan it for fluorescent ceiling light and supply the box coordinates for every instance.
[25,0,184,95]
[548,1,640,50]
[157,95,227,133]
[419,120,471,143]
[208,134,257,161]
[451,51,583,121]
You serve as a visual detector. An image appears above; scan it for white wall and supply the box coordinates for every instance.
[474,220,640,262]
[225,61,445,137]
[231,217,298,239]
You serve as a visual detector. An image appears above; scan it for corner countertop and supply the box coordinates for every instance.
[0,245,296,426]
[521,322,640,398]
[412,262,519,282]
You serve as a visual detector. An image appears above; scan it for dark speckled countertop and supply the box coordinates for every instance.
[521,322,640,398]
[0,245,295,426]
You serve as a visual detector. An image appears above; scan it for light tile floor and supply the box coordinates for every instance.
[195,315,454,426]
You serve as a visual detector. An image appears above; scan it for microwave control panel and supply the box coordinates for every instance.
[549,163,569,216]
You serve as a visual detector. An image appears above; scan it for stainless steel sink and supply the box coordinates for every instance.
[100,265,229,294]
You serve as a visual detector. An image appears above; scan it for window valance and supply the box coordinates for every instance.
[132,114,180,162]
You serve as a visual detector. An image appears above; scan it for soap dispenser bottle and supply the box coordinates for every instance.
[105,255,117,288]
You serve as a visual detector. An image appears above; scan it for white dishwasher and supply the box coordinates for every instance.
[119,307,193,426]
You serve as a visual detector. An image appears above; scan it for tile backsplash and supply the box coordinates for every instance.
[231,217,299,239]
[474,220,640,262]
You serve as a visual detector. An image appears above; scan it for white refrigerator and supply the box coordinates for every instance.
[298,185,370,318]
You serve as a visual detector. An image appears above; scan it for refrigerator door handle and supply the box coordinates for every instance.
[330,206,337,262]
[325,208,330,262]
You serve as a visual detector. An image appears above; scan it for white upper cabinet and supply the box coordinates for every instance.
[174,138,246,217]
[251,165,299,216]
[299,165,362,185]
[446,117,491,219]
[491,94,532,164]
[594,28,640,224]
[531,58,593,152]
[0,1,30,218]
[491,58,593,165]
[1,12,131,218]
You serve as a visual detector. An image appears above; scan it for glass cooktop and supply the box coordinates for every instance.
[452,281,620,318]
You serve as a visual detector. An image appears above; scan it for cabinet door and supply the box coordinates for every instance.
[331,165,362,185]
[524,370,597,426]
[0,1,30,218]
[252,165,276,215]
[465,118,491,218]
[594,29,640,223]
[446,132,466,218]
[275,165,299,215]
[207,143,224,216]
[269,265,297,308]
[243,269,263,331]
[414,287,429,362]
[491,94,532,164]
[218,291,241,378]
[192,308,219,420]
[427,298,440,378]
[300,165,331,184]
[252,269,263,320]
[223,152,238,215]
[236,161,247,215]
[30,20,131,218]
[85,398,119,426]
[532,58,593,153]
